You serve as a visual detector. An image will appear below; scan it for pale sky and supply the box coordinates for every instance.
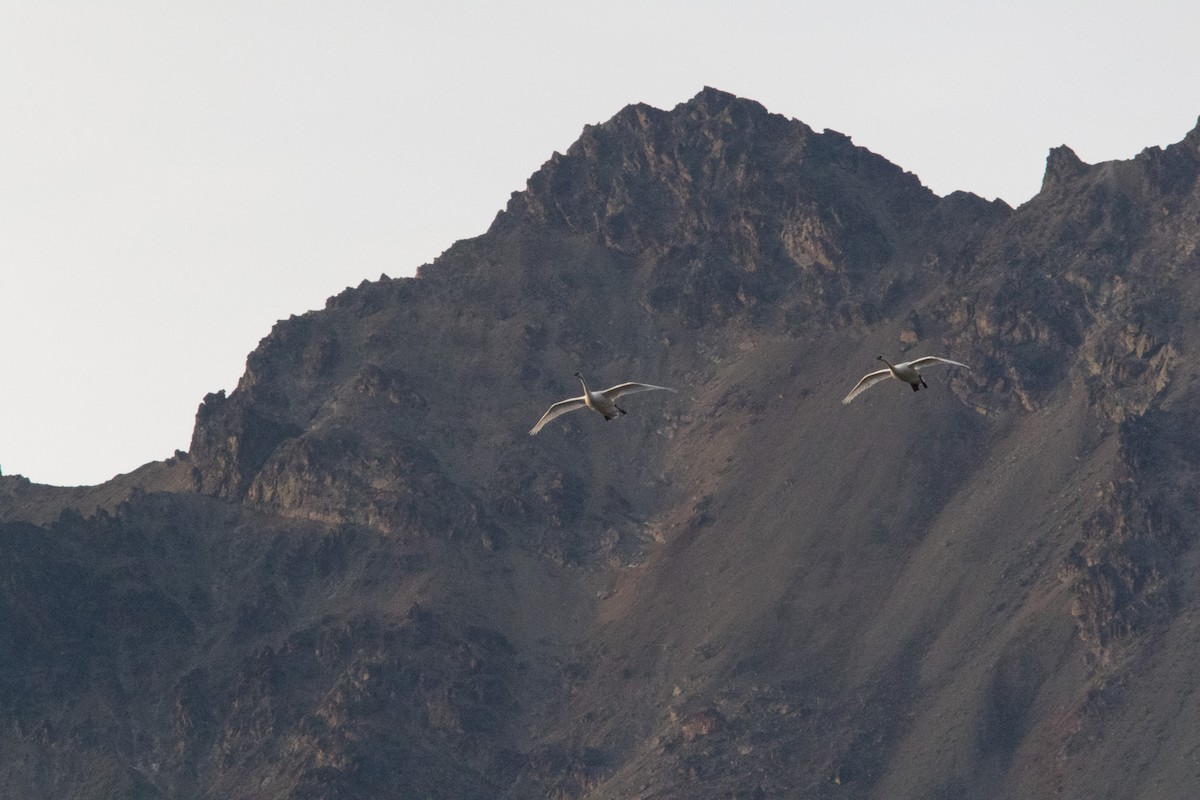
[3,1,1198,486]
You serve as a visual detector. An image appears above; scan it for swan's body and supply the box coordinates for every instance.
[842,355,971,404]
[529,372,675,435]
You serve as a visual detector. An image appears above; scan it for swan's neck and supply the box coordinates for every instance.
[576,374,591,396]
[878,357,896,373]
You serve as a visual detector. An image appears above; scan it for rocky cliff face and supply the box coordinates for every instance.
[4,88,1200,799]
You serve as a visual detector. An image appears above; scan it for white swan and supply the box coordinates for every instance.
[842,355,971,404]
[529,371,675,435]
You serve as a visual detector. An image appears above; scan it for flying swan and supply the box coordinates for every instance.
[842,355,971,404]
[529,372,675,435]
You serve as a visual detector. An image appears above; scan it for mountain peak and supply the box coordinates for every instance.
[1040,143,1089,191]
[490,87,933,282]
[678,85,769,117]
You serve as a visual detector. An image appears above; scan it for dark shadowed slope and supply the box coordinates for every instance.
[3,88,1200,799]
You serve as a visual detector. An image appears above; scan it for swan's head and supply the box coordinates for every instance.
[573,371,583,378]
[876,355,885,361]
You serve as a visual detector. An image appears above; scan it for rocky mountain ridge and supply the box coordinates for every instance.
[3,87,1200,798]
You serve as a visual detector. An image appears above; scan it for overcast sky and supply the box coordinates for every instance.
[3,1,1199,486]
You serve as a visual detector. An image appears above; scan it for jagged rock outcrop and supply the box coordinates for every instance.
[5,92,1200,799]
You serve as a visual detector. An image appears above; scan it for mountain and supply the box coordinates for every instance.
[3,87,1200,799]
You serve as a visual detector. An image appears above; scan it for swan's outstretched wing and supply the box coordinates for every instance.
[529,397,587,436]
[601,382,676,400]
[903,356,971,371]
[841,368,892,404]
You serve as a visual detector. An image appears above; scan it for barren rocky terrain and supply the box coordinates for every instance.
[4,87,1200,798]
